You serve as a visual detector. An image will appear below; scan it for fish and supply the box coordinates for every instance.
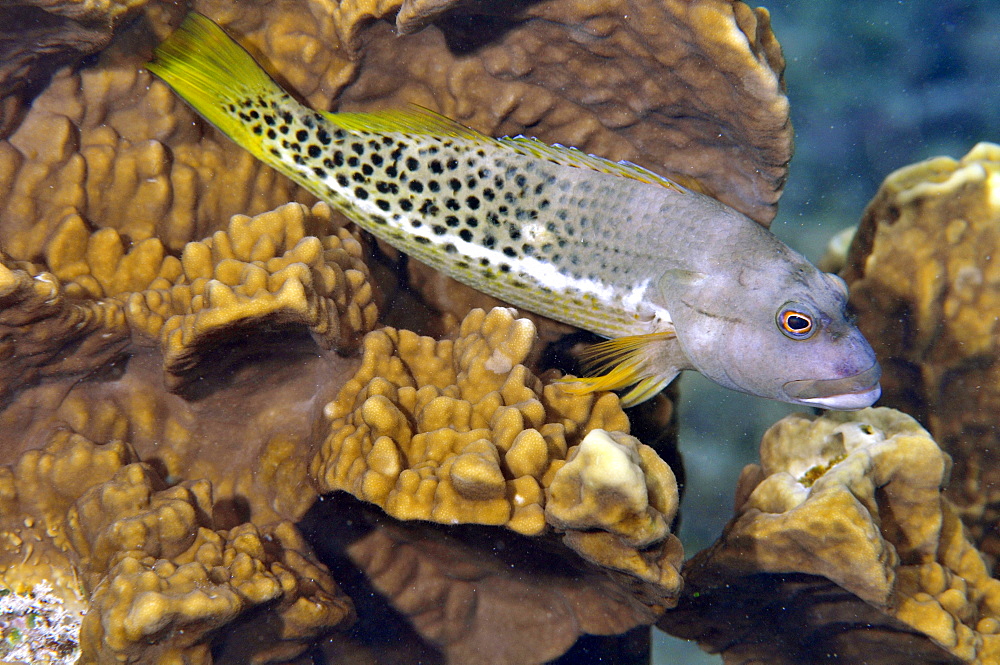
[146,12,881,409]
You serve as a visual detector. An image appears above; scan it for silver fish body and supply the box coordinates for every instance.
[148,13,881,409]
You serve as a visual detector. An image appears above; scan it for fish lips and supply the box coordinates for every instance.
[782,362,882,411]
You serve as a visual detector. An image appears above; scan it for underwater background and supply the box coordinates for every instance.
[668,0,1000,662]
[1,0,999,662]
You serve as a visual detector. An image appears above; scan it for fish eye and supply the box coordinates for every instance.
[778,307,815,339]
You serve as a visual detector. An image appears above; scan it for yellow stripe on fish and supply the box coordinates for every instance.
[147,13,883,411]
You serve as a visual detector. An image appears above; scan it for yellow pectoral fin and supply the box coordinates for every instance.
[556,332,680,407]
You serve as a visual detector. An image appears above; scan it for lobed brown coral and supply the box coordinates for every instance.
[314,307,683,593]
[660,408,1000,664]
[0,0,802,662]
[843,142,1000,558]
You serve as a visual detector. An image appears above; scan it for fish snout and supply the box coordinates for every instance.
[781,362,882,410]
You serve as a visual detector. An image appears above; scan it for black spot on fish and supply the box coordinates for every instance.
[296,129,308,142]
[336,175,349,187]
[409,181,424,194]
[267,128,277,140]
[499,264,511,273]
[385,165,398,178]
[419,200,439,215]
[522,244,535,257]
[250,110,260,119]
[445,198,460,211]
[376,199,391,211]
[252,125,262,135]
[428,181,441,193]
[376,181,392,194]
[483,234,496,248]
[515,175,527,188]
[508,227,521,240]
[483,188,495,202]
[556,210,568,221]
[539,199,550,211]
[432,225,446,236]
[415,237,431,245]
[459,229,473,242]
[400,199,413,212]
[412,220,423,228]
[281,111,293,124]
[383,136,394,146]
[502,247,516,258]
[279,124,290,135]
[362,164,374,176]
[355,187,369,200]
[334,129,347,140]
[466,217,479,228]
[317,128,331,144]
[466,177,477,189]
[478,168,490,179]
[308,145,321,158]
[445,215,459,227]
[429,160,443,174]
[371,154,384,167]
[494,176,505,189]
[480,257,490,266]
[546,222,558,233]
[348,156,360,167]
[333,152,344,167]
[448,178,461,192]
[352,173,365,183]
[466,196,480,210]
[269,147,280,157]
[264,114,276,126]
[534,183,545,195]
[351,142,364,155]
[313,167,326,178]
[324,158,335,169]
[504,192,516,204]
[227,103,236,113]
[368,140,380,150]
[445,243,457,254]
[293,155,305,166]
[406,157,419,171]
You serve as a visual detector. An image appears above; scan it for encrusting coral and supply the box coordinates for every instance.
[0,0,802,661]
[1,428,354,664]
[660,408,1000,665]
[314,307,683,593]
[842,143,1000,559]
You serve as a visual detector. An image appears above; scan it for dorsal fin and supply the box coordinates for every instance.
[323,107,686,193]
[500,136,685,192]
[320,106,496,142]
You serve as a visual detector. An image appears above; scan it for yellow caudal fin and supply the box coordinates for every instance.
[557,332,681,407]
[146,13,287,152]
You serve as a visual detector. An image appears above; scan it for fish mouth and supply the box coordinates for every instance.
[782,363,882,411]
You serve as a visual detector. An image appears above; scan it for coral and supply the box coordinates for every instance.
[315,307,680,581]
[0,252,129,409]
[0,0,799,660]
[0,429,353,665]
[842,142,1000,556]
[660,408,1000,665]
[303,491,673,665]
[42,201,376,391]
[70,463,353,664]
